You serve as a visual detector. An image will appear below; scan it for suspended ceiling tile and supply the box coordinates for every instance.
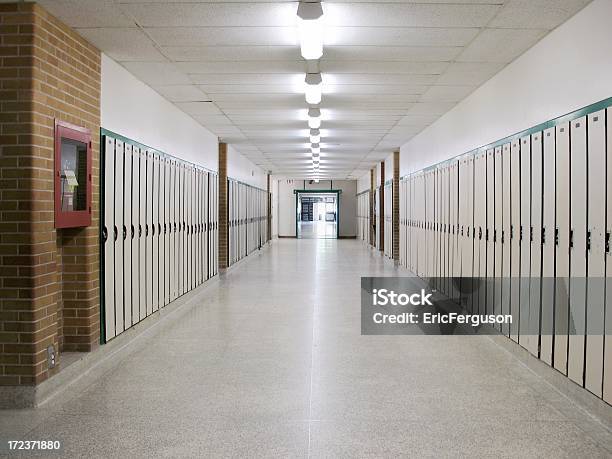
[323,46,462,62]
[324,84,429,95]
[396,113,440,126]
[198,84,299,95]
[37,0,135,27]
[489,0,591,29]
[320,61,449,74]
[161,46,300,62]
[153,85,210,103]
[420,85,477,102]
[176,61,305,74]
[145,26,296,47]
[323,3,501,27]
[456,28,548,63]
[190,73,303,86]
[77,28,165,62]
[407,101,458,115]
[175,102,223,116]
[326,26,479,47]
[435,62,506,85]
[121,62,191,85]
[324,73,439,86]
[119,2,296,27]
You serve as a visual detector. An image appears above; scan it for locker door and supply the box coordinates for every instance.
[541,128,556,364]
[585,111,606,396]
[139,149,147,319]
[468,155,475,312]
[186,167,192,291]
[519,135,531,347]
[196,169,201,285]
[605,108,612,404]
[103,136,116,340]
[131,146,140,325]
[115,140,125,335]
[501,144,511,335]
[182,164,187,295]
[554,122,570,374]
[487,148,495,316]
[568,116,587,385]
[215,175,219,274]
[159,157,165,307]
[146,151,153,316]
[168,159,176,302]
[510,140,521,341]
[208,173,213,277]
[494,146,503,323]
[478,151,487,314]
[165,158,171,304]
[152,153,160,312]
[527,132,543,356]
[173,161,179,299]
[124,144,132,328]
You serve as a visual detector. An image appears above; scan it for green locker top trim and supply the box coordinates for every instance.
[293,189,342,194]
[400,96,612,179]
[355,189,370,197]
[227,177,268,194]
[100,127,218,175]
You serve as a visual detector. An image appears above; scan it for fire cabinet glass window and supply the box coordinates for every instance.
[60,137,88,212]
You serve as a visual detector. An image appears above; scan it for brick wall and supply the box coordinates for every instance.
[0,2,100,386]
[392,151,400,261]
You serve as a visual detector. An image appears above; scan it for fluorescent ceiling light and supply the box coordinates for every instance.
[308,117,321,129]
[304,73,322,105]
[310,134,320,144]
[297,2,323,60]
[314,179,320,183]
[311,145,320,154]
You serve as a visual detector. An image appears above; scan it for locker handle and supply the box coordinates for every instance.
[485,229,489,241]
[479,228,482,240]
[131,225,134,239]
[158,224,161,235]
[123,225,127,240]
[102,227,108,242]
[493,230,496,242]
[606,232,610,253]
[569,229,574,248]
[139,225,142,237]
[541,227,545,245]
[586,231,591,251]
[145,224,149,237]
[519,226,523,242]
[152,224,155,236]
[501,230,504,244]
[164,223,167,235]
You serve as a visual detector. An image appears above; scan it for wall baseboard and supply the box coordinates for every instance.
[338,235,357,239]
[278,235,297,238]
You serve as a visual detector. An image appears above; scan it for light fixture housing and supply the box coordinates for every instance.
[310,128,320,136]
[304,73,322,105]
[297,2,323,60]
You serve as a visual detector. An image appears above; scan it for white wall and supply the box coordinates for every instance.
[357,174,370,193]
[227,145,267,189]
[101,54,218,170]
[275,179,357,237]
[399,0,612,175]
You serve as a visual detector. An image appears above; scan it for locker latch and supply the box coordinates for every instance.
[530,227,533,242]
[102,227,108,242]
[541,227,545,245]
[501,230,505,244]
[555,228,559,246]
[519,226,523,242]
[139,225,142,237]
[485,229,489,241]
[145,224,149,236]
[606,232,610,253]
[164,223,167,235]
[123,225,127,240]
[114,226,118,241]
[479,227,482,240]
[131,225,134,239]
[510,225,513,239]
[493,230,496,242]
[569,229,574,248]
[586,231,591,251]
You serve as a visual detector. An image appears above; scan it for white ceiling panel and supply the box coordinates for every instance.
[435,62,506,85]
[77,28,166,62]
[457,28,548,63]
[41,0,589,178]
[119,3,296,27]
[161,46,300,62]
[145,27,296,47]
[489,0,591,29]
[326,26,479,47]
[420,85,477,102]
[121,62,190,85]
[323,46,462,62]
[37,0,135,28]
[153,85,210,103]
[323,3,501,27]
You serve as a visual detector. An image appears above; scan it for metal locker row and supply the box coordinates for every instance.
[356,191,370,243]
[384,181,393,258]
[227,179,270,267]
[398,101,612,405]
[102,134,219,343]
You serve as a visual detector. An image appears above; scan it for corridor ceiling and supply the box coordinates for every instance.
[37,0,590,179]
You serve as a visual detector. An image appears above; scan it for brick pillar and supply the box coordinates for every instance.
[266,174,271,242]
[379,161,385,251]
[0,2,101,394]
[369,169,375,246]
[392,150,400,263]
[218,143,228,271]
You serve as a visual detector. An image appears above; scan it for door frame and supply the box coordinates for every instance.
[294,189,341,239]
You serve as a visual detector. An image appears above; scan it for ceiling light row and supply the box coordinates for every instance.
[297,1,324,177]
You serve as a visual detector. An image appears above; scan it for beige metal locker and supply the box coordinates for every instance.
[585,111,606,396]
[568,117,587,385]
[519,136,531,348]
[554,123,570,374]
[604,108,612,404]
[103,136,116,341]
[115,140,125,335]
[501,143,511,336]
[510,140,521,342]
[494,146,503,323]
